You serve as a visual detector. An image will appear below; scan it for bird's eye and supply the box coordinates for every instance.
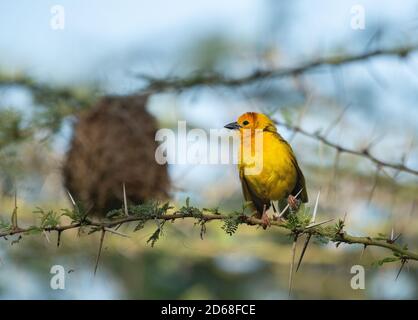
[242,120,249,126]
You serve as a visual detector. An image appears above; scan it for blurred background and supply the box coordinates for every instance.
[0,0,418,299]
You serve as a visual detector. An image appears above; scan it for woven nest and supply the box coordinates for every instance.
[63,95,170,216]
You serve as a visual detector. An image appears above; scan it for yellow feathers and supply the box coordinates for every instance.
[225,112,308,223]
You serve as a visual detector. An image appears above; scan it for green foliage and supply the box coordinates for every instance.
[0,218,11,231]
[178,197,203,218]
[221,214,240,236]
[221,202,254,236]
[105,208,125,219]
[129,201,172,218]
[33,207,60,228]
[127,201,172,233]
[285,207,311,231]
[1,198,417,267]
[24,226,43,235]
[203,207,221,215]
[147,221,166,247]
[61,205,87,223]
[104,201,174,232]
[372,256,400,267]
[375,233,388,241]
[333,218,345,235]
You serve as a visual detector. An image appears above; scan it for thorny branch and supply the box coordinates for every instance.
[137,45,418,92]
[274,120,418,177]
[1,202,417,262]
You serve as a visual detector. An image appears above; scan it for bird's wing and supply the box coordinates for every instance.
[239,168,270,216]
[272,133,309,203]
[291,158,308,203]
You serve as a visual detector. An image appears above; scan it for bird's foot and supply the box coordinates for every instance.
[261,205,271,229]
[287,195,300,211]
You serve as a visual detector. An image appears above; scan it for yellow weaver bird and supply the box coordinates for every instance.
[225,112,308,227]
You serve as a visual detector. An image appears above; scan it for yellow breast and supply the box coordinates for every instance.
[239,131,297,200]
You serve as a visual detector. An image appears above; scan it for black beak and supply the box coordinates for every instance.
[224,121,241,130]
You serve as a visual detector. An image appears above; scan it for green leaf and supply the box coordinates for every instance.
[372,256,400,267]
[34,207,60,228]
[221,212,241,236]
[203,207,220,215]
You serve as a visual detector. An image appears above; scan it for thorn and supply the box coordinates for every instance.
[11,189,18,230]
[360,244,367,260]
[311,190,321,223]
[296,234,311,273]
[387,226,402,244]
[57,230,62,247]
[122,182,129,217]
[295,189,322,273]
[288,235,298,298]
[394,233,402,242]
[66,190,76,207]
[42,230,51,243]
[94,228,106,276]
[305,218,334,230]
[278,205,289,219]
[395,259,407,281]
[342,212,348,224]
[103,227,130,238]
[200,223,206,240]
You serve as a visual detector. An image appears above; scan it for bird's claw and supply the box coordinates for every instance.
[261,212,271,229]
[261,204,271,229]
[287,195,300,211]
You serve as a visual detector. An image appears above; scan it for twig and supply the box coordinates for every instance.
[1,207,417,261]
[274,120,418,177]
[137,45,418,93]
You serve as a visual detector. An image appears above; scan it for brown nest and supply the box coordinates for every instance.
[63,94,170,216]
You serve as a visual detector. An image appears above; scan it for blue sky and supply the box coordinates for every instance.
[1,0,417,82]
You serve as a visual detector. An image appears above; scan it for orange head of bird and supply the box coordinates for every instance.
[224,112,277,132]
